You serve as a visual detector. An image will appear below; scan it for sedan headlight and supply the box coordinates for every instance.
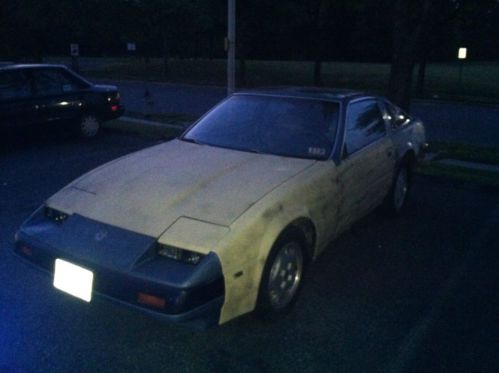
[156,243,204,265]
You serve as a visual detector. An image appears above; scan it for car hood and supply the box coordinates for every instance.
[47,140,315,238]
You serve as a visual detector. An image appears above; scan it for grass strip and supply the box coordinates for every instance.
[103,119,185,139]
[124,111,197,126]
[83,58,499,103]
[417,162,499,189]
[429,141,499,166]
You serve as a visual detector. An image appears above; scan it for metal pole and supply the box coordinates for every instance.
[458,60,464,93]
[227,0,236,96]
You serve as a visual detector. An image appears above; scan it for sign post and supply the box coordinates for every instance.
[458,47,467,91]
[227,0,236,96]
[70,43,79,73]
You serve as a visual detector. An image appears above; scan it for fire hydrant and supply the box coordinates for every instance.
[143,89,154,118]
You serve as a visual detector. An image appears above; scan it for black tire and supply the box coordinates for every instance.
[383,163,412,215]
[256,231,306,320]
[78,114,100,138]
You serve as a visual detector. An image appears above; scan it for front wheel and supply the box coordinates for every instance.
[79,114,100,138]
[257,233,305,319]
[384,164,411,215]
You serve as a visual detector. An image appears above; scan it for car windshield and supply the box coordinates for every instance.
[183,94,339,160]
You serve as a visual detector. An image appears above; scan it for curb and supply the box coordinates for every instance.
[435,159,499,173]
[423,153,499,174]
[120,116,185,130]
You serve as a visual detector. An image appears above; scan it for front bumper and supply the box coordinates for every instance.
[13,211,224,329]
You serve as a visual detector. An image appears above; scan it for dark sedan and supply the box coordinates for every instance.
[0,64,123,137]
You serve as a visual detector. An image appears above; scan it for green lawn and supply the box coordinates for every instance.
[417,162,499,189]
[64,57,499,103]
[429,141,499,166]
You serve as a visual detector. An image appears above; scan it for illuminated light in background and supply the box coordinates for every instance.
[458,47,467,60]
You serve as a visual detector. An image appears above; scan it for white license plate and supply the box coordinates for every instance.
[53,259,93,302]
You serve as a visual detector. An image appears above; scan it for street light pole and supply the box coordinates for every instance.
[227,0,236,96]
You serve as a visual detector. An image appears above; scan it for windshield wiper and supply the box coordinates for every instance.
[181,137,204,145]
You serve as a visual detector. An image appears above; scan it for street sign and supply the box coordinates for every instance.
[70,43,79,57]
[458,47,467,60]
[127,42,137,52]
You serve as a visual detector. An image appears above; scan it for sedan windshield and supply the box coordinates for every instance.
[183,95,339,160]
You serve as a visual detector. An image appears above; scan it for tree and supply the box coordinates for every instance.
[388,0,498,111]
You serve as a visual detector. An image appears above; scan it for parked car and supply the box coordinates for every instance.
[0,64,123,137]
[13,88,426,328]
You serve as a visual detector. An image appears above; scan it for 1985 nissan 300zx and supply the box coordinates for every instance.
[14,88,426,328]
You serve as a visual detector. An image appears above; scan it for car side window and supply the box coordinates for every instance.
[33,69,82,97]
[344,99,386,155]
[0,70,32,101]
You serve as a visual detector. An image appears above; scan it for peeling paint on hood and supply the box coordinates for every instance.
[47,140,315,237]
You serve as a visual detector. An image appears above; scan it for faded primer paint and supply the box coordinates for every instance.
[44,117,425,324]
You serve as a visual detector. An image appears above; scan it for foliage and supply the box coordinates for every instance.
[1,0,497,62]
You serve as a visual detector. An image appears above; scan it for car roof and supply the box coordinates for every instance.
[234,87,376,104]
[0,63,68,72]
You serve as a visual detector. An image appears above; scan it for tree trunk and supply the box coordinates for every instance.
[416,57,427,96]
[162,39,170,79]
[238,58,246,87]
[388,56,415,111]
[314,60,323,87]
[388,0,433,112]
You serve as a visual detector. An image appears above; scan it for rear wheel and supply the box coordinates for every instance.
[384,163,411,215]
[257,233,305,319]
[79,114,100,138]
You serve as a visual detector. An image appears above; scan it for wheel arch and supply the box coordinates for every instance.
[270,217,317,267]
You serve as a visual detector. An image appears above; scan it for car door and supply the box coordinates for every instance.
[335,98,396,231]
[0,69,36,128]
[31,68,83,125]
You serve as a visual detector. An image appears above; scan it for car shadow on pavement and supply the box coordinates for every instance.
[0,127,86,155]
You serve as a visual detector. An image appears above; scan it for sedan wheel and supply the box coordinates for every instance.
[257,234,305,318]
[80,115,100,138]
[393,167,409,212]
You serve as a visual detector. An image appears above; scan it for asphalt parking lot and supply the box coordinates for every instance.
[1,130,498,372]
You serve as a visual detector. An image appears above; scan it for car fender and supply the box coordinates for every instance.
[215,200,313,324]
[214,161,341,324]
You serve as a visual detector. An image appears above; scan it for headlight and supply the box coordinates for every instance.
[156,243,204,265]
[44,206,68,224]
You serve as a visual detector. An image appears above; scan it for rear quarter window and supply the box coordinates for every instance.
[0,70,32,101]
[345,99,386,155]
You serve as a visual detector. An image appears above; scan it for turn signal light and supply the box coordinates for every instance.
[137,293,166,309]
[19,245,33,257]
